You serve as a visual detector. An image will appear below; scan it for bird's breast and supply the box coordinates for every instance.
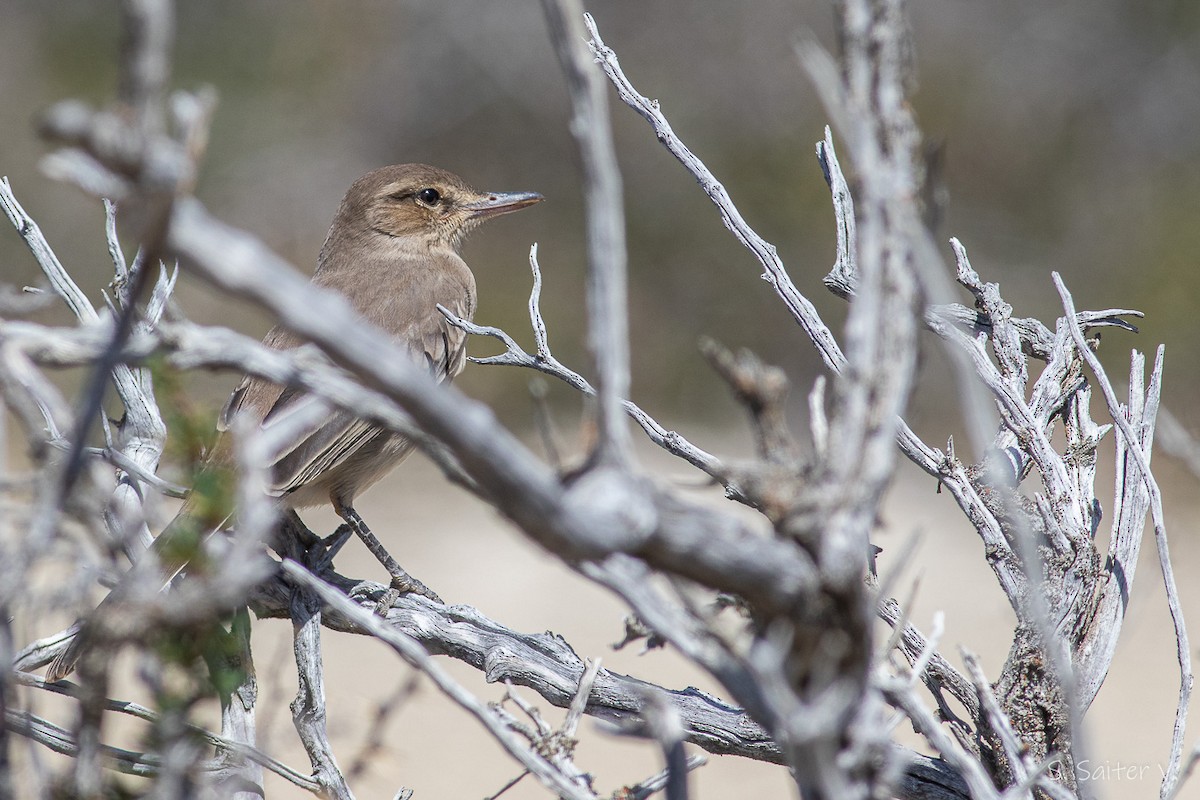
[315,245,476,333]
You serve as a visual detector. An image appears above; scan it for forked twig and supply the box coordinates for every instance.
[440,246,736,496]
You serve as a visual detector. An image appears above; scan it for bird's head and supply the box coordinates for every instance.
[335,163,542,252]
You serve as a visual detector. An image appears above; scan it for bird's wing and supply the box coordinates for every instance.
[270,412,379,496]
[260,291,473,497]
[217,376,252,435]
[217,326,301,434]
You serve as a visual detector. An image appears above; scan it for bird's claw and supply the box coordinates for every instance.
[390,572,443,604]
[372,573,443,615]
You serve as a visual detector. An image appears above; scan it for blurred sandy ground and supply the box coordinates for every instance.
[7,421,1200,799]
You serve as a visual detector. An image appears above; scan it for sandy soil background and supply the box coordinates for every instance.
[11,428,1200,800]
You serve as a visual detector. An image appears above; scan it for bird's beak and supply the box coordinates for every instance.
[463,191,543,220]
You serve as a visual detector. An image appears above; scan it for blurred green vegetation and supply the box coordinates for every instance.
[3,0,1199,463]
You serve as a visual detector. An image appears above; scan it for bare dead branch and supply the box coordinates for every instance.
[961,652,1073,800]
[289,580,353,800]
[699,339,796,464]
[879,677,1000,800]
[875,595,977,724]
[583,15,846,375]
[1053,274,1191,796]
[542,0,633,469]
[12,672,319,793]
[283,560,600,800]
[253,558,781,763]
[441,247,735,497]
[6,709,178,778]
[0,179,100,325]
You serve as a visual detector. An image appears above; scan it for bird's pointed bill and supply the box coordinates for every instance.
[463,191,543,219]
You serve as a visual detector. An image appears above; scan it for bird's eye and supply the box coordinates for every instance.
[417,188,441,206]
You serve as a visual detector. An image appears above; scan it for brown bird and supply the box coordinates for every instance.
[47,164,542,680]
[217,163,541,599]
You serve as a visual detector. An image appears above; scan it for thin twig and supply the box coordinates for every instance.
[583,15,845,374]
[879,677,1001,800]
[6,709,177,778]
[619,754,707,800]
[442,248,735,497]
[564,659,602,738]
[13,672,319,792]
[484,770,529,800]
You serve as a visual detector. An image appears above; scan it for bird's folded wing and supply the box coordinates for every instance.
[217,375,252,434]
[270,410,379,496]
[217,326,307,435]
[228,295,471,497]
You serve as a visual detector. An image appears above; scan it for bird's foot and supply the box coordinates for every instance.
[331,500,443,612]
[373,569,443,615]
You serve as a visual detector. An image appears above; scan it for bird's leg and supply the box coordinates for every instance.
[331,499,442,611]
